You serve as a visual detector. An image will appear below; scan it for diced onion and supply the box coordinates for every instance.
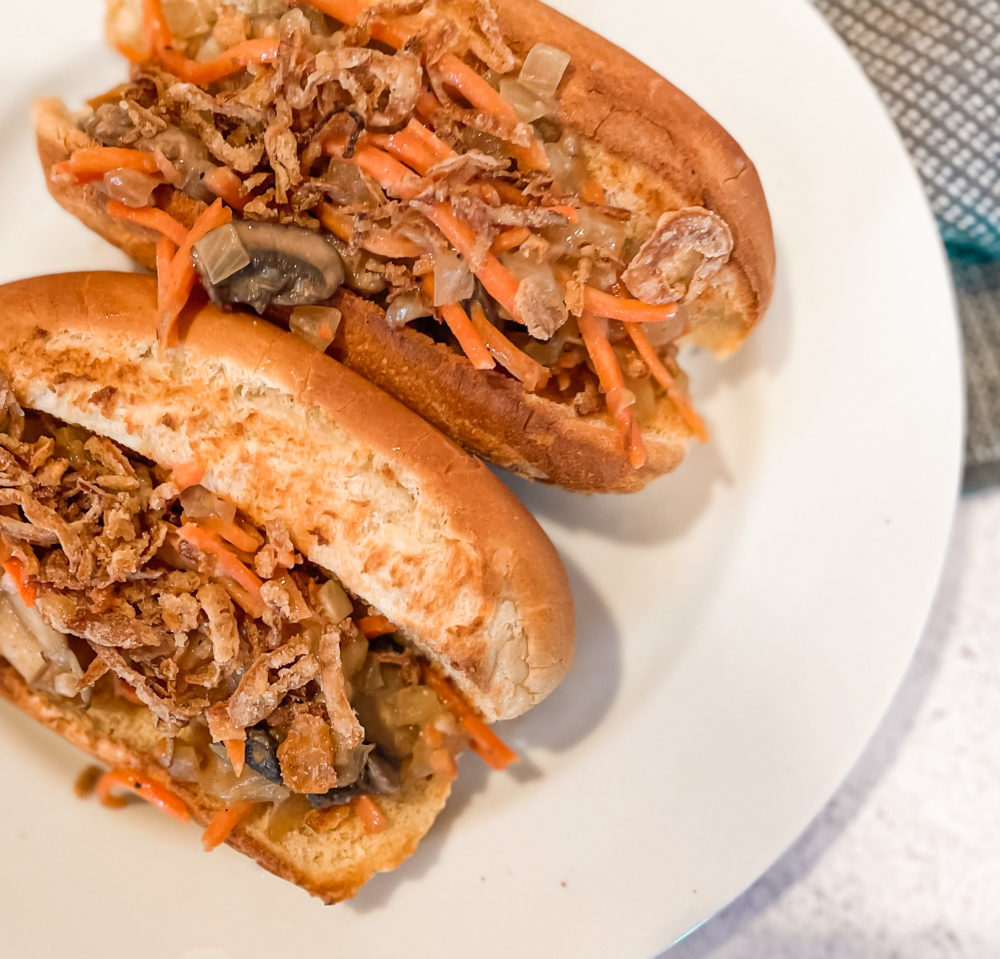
[385,292,432,329]
[167,743,204,783]
[193,223,251,285]
[289,306,342,352]
[180,484,237,523]
[102,169,160,208]
[194,36,222,63]
[163,0,210,39]
[572,208,628,256]
[432,252,475,306]
[519,43,571,97]
[498,79,556,124]
[316,578,354,624]
[324,159,379,207]
[389,686,442,726]
[543,141,582,194]
[267,794,312,842]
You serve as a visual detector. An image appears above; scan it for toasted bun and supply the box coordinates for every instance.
[0,660,452,902]
[0,272,574,721]
[36,0,774,492]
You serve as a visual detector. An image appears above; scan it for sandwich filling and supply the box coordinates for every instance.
[0,378,470,831]
[54,0,734,469]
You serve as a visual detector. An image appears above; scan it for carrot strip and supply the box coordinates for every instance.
[156,38,280,85]
[422,668,519,771]
[223,580,268,620]
[52,147,161,183]
[112,676,144,706]
[434,54,548,171]
[581,285,680,326]
[304,0,413,48]
[204,167,250,211]
[491,226,531,254]
[421,276,494,370]
[177,523,265,601]
[369,119,456,175]
[316,204,425,259]
[97,768,190,823]
[157,198,232,348]
[106,201,188,246]
[625,323,708,442]
[171,459,205,490]
[2,558,36,607]
[196,515,261,555]
[577,311,646,468]
[224,739,246,777]
[345,143,423,200]
[202,800,258,851]
[467,301,549,391]
[351,795,388,833]
[439,303,496,370]
[423,203,521,319]
[356,614,397,638]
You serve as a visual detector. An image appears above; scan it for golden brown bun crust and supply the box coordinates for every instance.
[0,661,453,902]
[0,272,574,720]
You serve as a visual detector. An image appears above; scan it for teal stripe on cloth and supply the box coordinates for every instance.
[814,0,1000,472]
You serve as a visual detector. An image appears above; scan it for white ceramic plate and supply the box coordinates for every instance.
[0,2,961,957]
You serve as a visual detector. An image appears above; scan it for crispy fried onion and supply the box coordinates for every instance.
[622,207,734,304]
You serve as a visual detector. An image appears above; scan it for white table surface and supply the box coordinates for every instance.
[662,486,1000,957]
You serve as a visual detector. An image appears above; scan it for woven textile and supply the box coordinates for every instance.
[814,0,1000,470]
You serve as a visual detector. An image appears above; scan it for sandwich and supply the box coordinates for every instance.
[0,270,574,901]
[35,0,775,491]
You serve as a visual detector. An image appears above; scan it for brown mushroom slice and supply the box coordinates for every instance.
[193,220,346,314]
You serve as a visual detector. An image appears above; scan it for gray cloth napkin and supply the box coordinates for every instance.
[813,0,1000,477]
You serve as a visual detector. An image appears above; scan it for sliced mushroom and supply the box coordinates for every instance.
[194,220,345,314]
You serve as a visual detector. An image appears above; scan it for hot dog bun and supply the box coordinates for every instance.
[35,0,775,492]
[0,271,574,900]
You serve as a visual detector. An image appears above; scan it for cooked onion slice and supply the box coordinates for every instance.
[193,223,251,285]
[289,306,342,352]
[519,43,571,97]
[432,252,475,306]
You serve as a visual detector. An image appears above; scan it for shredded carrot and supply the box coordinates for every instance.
[195,515,261,555]
[52,147,161,183]
[423,203,521,318]
[342,142,422,200]
[421,276,494,371]
[171,459,205,490]
[356,614,397,638]
[157,38,280,86]
[316,204,425,259]
[106,200,188,246]
[177,523,265,603]
[223,580,268,619]
[142,0,171,58]
[434,54,548,171]
[580,179,607,205]
[202,800,258,851]
[491,179,528,206]
[351,795,388,833]
[625,322,708,442]
[577,311,645,468]
[97,768,190,823]
[414,91,444,125]
[305,0,413,48]
[157,198,232,348]
[467,301,549,391]
[224,739,246,777]
[491,226,531,254]
[422,668,519,771]
[369,119,456,175]
[2,558,36,607]
[581,285,680,326]
[204,166,250,210]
